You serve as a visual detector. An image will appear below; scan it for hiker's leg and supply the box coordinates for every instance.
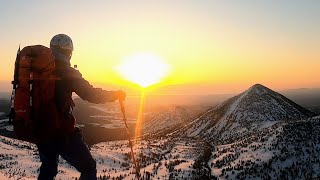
[61,128,97,180]
[37,143,59,180]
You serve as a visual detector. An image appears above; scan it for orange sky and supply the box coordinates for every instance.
[0,1,319,94]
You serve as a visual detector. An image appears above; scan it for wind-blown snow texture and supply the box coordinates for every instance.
[0,84,319,179]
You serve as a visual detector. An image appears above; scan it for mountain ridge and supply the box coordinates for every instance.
[176,83,316,145]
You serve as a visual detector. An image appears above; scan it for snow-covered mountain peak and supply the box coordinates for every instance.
[246,83,269,94]
[219,83,315,123]
[182,84,316,144]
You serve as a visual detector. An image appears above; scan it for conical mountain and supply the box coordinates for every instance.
[182,84,316,144]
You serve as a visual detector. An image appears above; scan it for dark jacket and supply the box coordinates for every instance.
[54,63,118,136]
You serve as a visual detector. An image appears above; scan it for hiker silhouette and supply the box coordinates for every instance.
[35,34,126,179]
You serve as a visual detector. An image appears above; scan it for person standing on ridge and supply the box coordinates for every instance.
[36,34,126,180]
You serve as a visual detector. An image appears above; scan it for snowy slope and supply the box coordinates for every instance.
[0,135,212,179]
[181,84,316,144]
[210,115,320,179]
[142,106,192,135]
[0,135,82,179]
[2,116,320,179]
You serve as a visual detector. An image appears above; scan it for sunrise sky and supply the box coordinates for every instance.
[0,0,319,94]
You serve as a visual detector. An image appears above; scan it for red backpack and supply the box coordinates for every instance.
[9,45,61,143]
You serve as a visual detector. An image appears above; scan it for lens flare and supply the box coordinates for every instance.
[116,53,170,87]
[134,92,145,141]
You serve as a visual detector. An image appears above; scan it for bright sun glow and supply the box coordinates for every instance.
[117,53,170,87]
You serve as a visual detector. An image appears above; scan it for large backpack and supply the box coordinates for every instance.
[9,45,61,143]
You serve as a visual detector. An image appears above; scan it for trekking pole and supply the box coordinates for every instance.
[119,99,141,179]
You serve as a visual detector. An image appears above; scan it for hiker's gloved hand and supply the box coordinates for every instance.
[115,90,126,101]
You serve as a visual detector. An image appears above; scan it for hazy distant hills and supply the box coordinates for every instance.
[281,88,320,114]
[1,86,319,115]
[0,99,10,118]
[0,92,11,100]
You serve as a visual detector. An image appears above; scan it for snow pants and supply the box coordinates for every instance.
[36,128,97,180]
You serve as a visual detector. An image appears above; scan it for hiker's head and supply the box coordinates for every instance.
[50,34,73,66]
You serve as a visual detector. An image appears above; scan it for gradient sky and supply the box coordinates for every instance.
[0,0,319,94]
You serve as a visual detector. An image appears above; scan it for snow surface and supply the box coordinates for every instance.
[209,117,320,179]
[220,87,250,123]
[0,135,207,179]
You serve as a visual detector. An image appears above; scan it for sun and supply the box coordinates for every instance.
[116,53,170,87]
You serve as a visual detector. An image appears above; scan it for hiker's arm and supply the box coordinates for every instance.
[69,68,122,103]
